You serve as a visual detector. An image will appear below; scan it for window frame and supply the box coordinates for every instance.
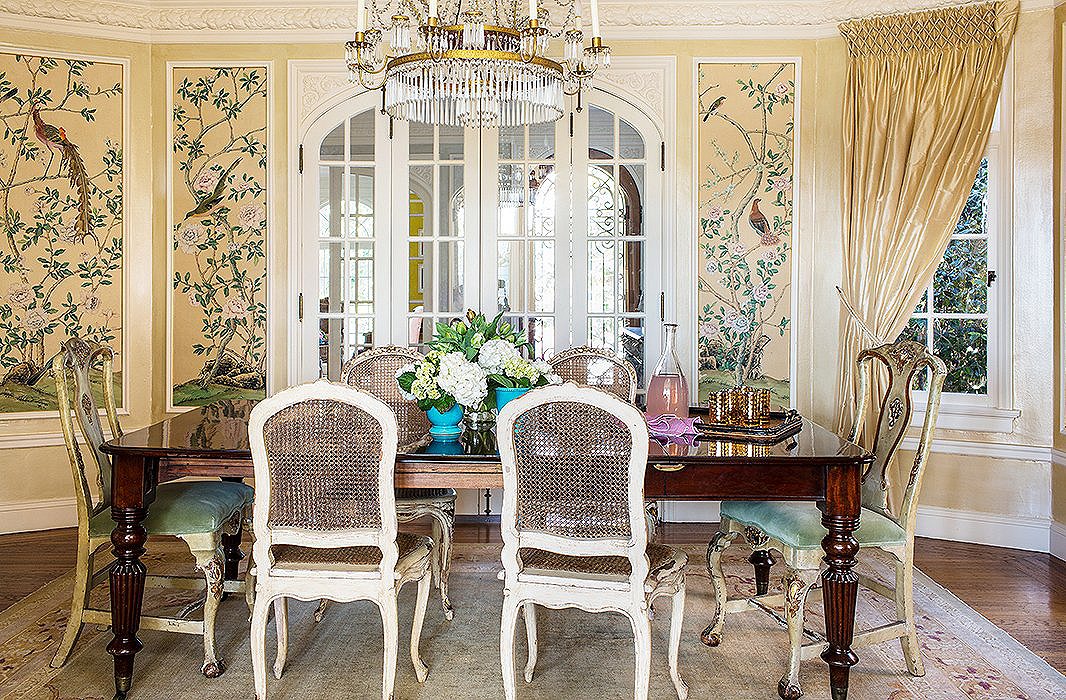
[909,69,1018,433]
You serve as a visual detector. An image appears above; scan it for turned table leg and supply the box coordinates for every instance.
[107,506,148,700]
[815,463,862,700]
[220,477,245,582]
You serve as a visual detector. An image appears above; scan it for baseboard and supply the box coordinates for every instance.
[916,505,1051,552]
[1051,521,1066,562]
[658,501,721,523]
[0,497,77,534]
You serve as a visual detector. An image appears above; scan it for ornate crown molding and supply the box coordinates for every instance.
[0,1,1049,42]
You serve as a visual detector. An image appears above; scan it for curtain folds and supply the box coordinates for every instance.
[834,1,1019,463]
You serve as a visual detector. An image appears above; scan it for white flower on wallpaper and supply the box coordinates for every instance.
[170,66,268,407]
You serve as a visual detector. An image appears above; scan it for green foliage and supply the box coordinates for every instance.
[428,309,527,360]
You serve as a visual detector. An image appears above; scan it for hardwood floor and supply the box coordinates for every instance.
[1,522,1063,673]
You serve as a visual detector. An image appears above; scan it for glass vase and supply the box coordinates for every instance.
[646,323,690,419]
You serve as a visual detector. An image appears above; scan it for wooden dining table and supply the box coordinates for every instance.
[100,400,872,700]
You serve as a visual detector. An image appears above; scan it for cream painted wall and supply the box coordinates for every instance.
[0,9,1060,545]
[1054,2,1066,529]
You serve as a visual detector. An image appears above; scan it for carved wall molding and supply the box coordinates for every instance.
[0,1,1050,42]
[594,59,670,126]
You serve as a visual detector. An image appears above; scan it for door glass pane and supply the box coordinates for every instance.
[350,110,375,160]
[589,106,615,159]
[319,165,343,237]
[439,125,464,160]
[437,241,465,313]
[529,165,555,238]
[410,122,434,159]
[588,165,617,237]
[320,123,344,160]
[408,239,426,310]
[347,242,375,313]
[622,241,644,313]
[497,240,526,312]
[499,125,524,160]
[619,119,645,159]
[438,166,464,239]
[527,317,555,359]
[528,121,554,160]
[349,167,375,238]
[588,240,617,314]
[531,241,555,313]
[319,242,343,313]
[620,164,644,237]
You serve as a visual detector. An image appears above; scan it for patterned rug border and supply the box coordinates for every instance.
[2,542,1064,699]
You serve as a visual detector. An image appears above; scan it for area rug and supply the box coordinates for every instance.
[1,542,1064,700]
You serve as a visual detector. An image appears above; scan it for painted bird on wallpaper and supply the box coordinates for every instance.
[749,198,779,246]
[183,159,241,221]
[702,95,726,121]
[31,105,94,244]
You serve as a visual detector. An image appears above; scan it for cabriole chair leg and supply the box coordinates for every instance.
[273,597,288,680]
[702,530,738,646]
[51,542,94,668]
[668,584,689,700]
[778,568,819,700]
[897,559,925,676]
[523,602,538,683]
[190,547,226,678]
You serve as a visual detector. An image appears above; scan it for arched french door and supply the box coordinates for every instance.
[297,90,664,390]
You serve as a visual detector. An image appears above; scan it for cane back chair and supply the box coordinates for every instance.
[705,340,947,699]
[248,380,433,700]
[341,345,456,618]
[50,338,254,677]
[497,383,688,700]
[548,346,639,403]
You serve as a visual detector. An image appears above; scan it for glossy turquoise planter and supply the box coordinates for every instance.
[427,404,464,441]
[495,387,530,413]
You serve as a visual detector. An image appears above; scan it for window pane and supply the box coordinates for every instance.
[622,241,644,313]
[934,318,988,394]
[410,122,434,159]
[933,238,987,314]
[955,159,988,237]
[622,317,646,386]
[588,240,618,314]
[349,167,374,238]
[531,241,554,313]
[348,242,374,313]
[620,164,644,237]
[528,166,555,238]
[497,240,525,312]
[499,125,524,160]
[901,318,929,390]
[527,317,555,359]
[439,125,464,160]
[913,290,928,314]
[588,165,617,237]
[408,240,425,311]
[436,241,464,312]
[349,110,375,161]
[438,166,463,238]
[319,165,343,238]
[588,317,617,350]
[528,121,554,160]
[589,106,615,159]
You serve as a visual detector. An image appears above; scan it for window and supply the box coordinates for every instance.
[900,85,1017,433]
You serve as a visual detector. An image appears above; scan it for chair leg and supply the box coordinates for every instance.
[701,530,738,646]
[191,548,226,678]
[314,599,330,623]
[629,606,653,700]
[51,541,93,668]
[411,574,431,683]
[749,548,776,596]
[428,505,455,620]
[500,597,520,700]
[778,568,819,700]
[896,559,925,677]
[668,583,689,700]
[273,598,288,680]
[378,595,399,700]
[250,593,272,700]
[522,602,538,683]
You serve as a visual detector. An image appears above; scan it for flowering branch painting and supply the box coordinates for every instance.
[170,66,268,407]
[696,62,795,405]
[0,51,124,414]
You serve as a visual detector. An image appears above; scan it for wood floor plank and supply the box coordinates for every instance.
[0,522,1062,672]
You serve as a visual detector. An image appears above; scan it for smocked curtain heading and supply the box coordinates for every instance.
[834,1,1018,446]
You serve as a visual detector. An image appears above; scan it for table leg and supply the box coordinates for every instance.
[220,477,245,582]
[107,506,148,700]
[817,463,862,700]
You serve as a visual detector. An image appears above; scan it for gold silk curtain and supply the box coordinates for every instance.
[835,1,1018,451]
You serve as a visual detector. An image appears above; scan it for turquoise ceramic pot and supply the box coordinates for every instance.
[427,404,464,441]
[495,387,530,413]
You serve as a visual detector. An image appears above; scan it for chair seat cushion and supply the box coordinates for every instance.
[519,543,686,583]
[720,501,906,550]
[270,532,432,575]
[90,480,254,538]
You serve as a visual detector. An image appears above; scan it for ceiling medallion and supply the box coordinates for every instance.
[346,1,610,128]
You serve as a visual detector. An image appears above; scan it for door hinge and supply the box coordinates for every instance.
[661,142,666,172]
[660,292,666,321]
[298,144,304,174]
[987,270,997,287]
[389,117,394,140]
[569,112,574,138]
[298,293,304,321]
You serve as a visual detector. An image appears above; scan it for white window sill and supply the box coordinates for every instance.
[909,401,1019,434]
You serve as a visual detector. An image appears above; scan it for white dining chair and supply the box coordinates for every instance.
[248,380,433,700]
[497,382,688,700]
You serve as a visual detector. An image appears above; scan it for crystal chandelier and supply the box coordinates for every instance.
[346,1,611,128]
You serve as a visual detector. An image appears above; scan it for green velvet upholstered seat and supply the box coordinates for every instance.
[90,481,254,538]
[720,501,906,551]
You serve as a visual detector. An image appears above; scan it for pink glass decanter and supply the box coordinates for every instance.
[646,323,690,420]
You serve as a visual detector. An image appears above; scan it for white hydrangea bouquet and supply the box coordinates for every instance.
[396,310,561,414]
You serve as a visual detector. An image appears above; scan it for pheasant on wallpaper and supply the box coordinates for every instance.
[749,198,779,246]
[31,105,95,244]
[183,158,241,221]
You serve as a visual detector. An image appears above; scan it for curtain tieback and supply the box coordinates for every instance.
[835,286,885,346]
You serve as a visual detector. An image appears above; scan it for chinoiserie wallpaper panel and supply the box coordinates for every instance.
[696,61,796,406]
[169,65,268,409]
[0,50,125,415]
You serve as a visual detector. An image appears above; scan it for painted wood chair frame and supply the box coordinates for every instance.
[50,338,252,677]
[248,380,433,700]
[496,383,688,700]
[705,340,947,699]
